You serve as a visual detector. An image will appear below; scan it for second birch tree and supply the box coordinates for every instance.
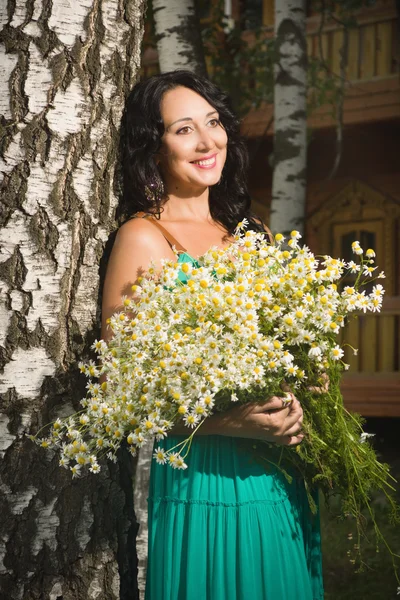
[270,0,307,235]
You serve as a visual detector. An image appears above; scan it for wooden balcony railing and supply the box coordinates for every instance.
[306,11,398,82]
[341,296,400,373]
[340,296,400,416]
[244,2,398,81]
[240,2,400,136]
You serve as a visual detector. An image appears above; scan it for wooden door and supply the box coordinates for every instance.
[308,180,400,415]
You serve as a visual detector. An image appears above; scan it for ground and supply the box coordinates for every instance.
[322,417,400,600]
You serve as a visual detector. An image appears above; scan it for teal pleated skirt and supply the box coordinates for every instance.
[146,435,324,600]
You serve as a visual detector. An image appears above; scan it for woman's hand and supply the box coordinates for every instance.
[307,372,329,395]
[210,394,304,447]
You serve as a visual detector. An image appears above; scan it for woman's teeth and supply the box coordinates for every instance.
[192,157,216,166]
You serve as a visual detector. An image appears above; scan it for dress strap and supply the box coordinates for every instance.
[264,225,274,245]
[134,212,187,253]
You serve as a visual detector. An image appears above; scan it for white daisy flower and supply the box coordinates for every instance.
[347,261,360,273]
[363,265,377,277]
[331,345,344,360]
[70,464,82,478]
[182,412,200,428]
[368,298,383,312]
[360,432,375,444]
[153,447,167,464]
[372,284,384,298]
[351,241,363,255]
[308,346,323,359]
[235,218,249,232]
[285,365,299,377]
[173,455,188,470]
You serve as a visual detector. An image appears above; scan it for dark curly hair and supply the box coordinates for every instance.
[122,70,265,235]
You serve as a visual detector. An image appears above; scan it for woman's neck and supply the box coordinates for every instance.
[161,188,211,223]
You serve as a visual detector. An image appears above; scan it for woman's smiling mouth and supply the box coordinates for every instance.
[190,154,217,169]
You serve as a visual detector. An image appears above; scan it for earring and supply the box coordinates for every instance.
[145,175,165,204]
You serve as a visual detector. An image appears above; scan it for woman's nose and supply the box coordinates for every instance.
[196,127,215,151]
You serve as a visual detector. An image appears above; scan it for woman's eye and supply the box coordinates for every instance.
[208,119,220,127]
[176,126,192,135]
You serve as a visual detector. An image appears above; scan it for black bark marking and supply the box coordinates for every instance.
[286,166,307,183]
[28,208,59,266]
[21,118,49,164]
[48,51,69,94]
[0,245,27,289]
[274,127,303,162]
[275,16,307,87]
[289,109,307,121]
[0,174,24,228]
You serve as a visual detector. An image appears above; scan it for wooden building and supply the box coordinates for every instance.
[141,0,400,416]
[243,0,400,416]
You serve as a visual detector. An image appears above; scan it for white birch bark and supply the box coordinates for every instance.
[152,0,207,75]
[0,0,145,598]
[133,441,153,595]
[270,0,307,235]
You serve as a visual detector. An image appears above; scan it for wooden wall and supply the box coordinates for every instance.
[247,118,400,416]
[248,119,400,222]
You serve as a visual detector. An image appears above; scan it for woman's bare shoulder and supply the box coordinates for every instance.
[117,216,160,243]
[112,216,176,264]
[113,217,166,252]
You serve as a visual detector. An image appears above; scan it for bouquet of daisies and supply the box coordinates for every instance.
[33,222,398,557]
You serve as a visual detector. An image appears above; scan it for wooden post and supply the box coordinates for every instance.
[263,0,274,27]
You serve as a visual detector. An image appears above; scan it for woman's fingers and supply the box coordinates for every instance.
[308,372,330,394]
[285,434,305,446]
[273,432,304,446]
[321,372,329,387]
[251,395,292,414]
[280,382,295,398]
[280,399,302,429]
[283,420,303,437]
[235,394,304,443]
[280,382,299,411]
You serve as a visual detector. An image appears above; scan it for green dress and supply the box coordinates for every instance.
[145,253,324,600]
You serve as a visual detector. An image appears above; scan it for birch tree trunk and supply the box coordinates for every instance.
[152,0,207,75]
[0,1,145,598]
[270,0,307,235]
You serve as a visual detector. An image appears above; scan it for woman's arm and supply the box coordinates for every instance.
[170,395,304,447]
[101,218,176,341]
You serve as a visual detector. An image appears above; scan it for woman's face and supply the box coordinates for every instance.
[157,86,228,194]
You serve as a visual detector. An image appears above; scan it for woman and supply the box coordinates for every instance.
[102,71,324,600]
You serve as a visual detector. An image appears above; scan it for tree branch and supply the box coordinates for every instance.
[328,25,349,180]
[249,115,274,162]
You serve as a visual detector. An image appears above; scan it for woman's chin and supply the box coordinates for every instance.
[166,171,224,195]
[192,171,223,188]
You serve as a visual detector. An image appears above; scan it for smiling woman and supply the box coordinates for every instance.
[101,71,324,600]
